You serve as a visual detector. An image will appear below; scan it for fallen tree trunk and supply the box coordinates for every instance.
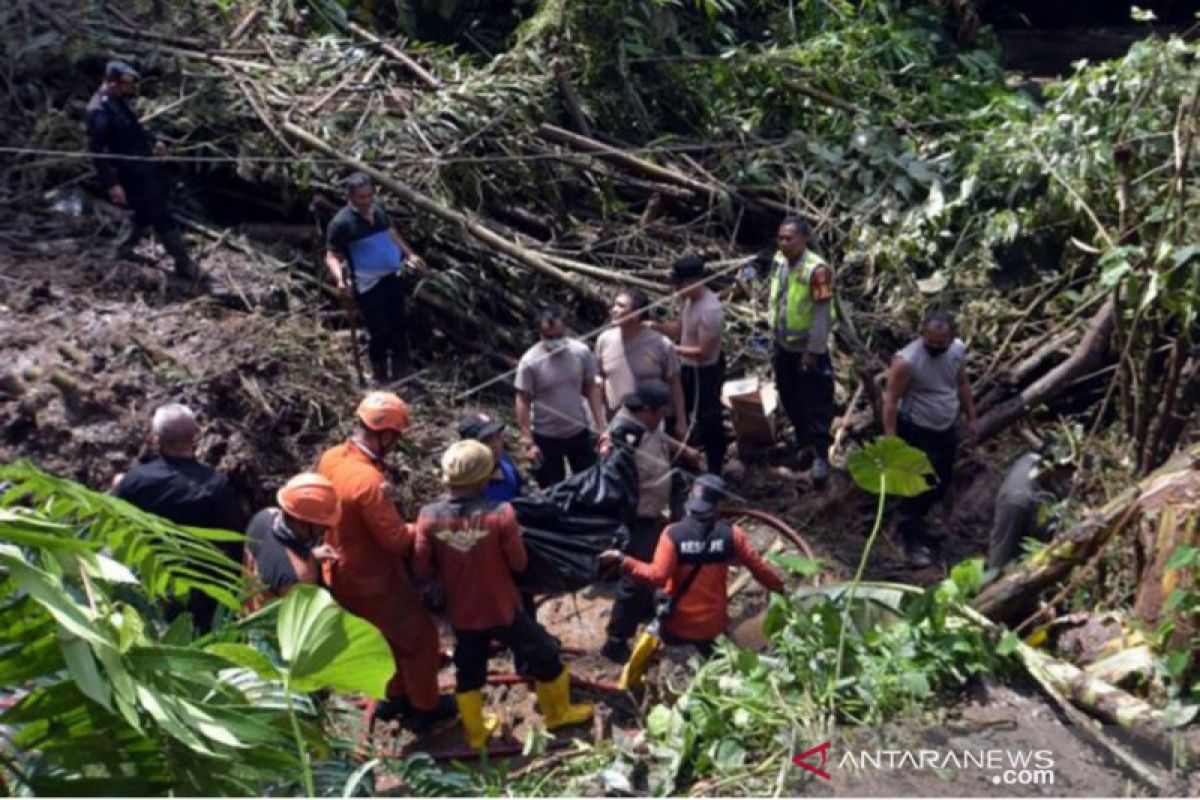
[1019,643,1200,767]
[977,298,1116,442]
[974,445,1200,622]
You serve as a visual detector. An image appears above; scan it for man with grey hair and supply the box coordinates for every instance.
[115,403,247,631]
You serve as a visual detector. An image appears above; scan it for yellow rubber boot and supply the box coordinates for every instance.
[455,690,499,751]
[619,628,662,690]
[535,668,594,730]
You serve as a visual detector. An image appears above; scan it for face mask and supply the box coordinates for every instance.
[924,343,949,358]
[543,336,568,353]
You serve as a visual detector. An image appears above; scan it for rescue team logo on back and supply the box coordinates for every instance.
[434,527,489,553]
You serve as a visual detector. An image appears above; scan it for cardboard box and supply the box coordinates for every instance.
[721,377,778,454]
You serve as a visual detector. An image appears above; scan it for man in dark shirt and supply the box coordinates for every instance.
[115,403,247,632]
[244,473,342,611]
[325,173,429,385]
[85,61,197,280]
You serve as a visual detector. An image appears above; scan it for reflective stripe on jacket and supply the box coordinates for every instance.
[767,249,833,345]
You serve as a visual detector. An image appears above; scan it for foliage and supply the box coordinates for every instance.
[846,435,935,498]
[0,467,390,796]
[379,744,614,797]
[643,567,1012,794]
[1155,545,1200,703]
[0,460,244,615]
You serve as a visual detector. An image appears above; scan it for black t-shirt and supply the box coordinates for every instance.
[115,456,246,560]
[246,508,309,595]
[325,203,390,258]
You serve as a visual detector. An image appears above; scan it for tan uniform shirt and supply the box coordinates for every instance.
[595,327,679,414]
[679,287,723,367]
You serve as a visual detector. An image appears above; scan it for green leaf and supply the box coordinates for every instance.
[768,552,823,577]
[205,643,281,679]
[126,645,236,675]
[900,671,931,697]
[846,436,935,497]
[0,509,99,551]
[277,585,392,698]
[712,738,746,769]
[61,637,112,710]
[116,605,146,653]
[995,631,1021,656]
[1162,588,1188,614]
[949,558,985,596]
[1171,244,1200,267]
[0,548,112,648]
[647,704,674,738]
[1164,649,1191,679]
[1164,545,1199,571]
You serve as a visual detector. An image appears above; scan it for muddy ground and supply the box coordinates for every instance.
[0,216,1146,796]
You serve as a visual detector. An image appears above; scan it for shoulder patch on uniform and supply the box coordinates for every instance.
[810,265,834,301]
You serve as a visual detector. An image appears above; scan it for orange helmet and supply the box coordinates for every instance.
[276,472,341,527]
[356,391,411,433]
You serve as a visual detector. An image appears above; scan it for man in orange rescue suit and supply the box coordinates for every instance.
[413,440,593,751]
[601,474,783,655]
[317,391,454,728]
[769,216,836,485]
[243,472,342,612]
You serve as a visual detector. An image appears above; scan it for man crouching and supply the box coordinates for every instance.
[413,440,593,750]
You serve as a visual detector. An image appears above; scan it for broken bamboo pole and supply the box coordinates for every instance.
[347,22,440,89]
[282,121,605,303]
[538,123,715,199]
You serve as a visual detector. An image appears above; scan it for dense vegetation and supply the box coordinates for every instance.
[0,0,1197,795]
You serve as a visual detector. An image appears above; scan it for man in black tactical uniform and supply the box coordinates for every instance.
[86,60,198,280]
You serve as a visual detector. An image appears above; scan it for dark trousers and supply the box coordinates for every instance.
[682,357,728,472]
[355,274,409,379]
[453,610,563,692]
[771,347,834,453]
[986,500,1039,571]
[607,517,664,642]
[896,418,957,546]
[532,429,597,488]
[117,176,192,271]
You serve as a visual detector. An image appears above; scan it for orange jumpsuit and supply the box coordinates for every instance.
[622,522,784,642]
[317,440,440,709]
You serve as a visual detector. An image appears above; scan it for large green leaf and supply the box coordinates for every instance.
[277,585,393,698]
[0,461,243,606]
[0,508,99,551]
[61,636,112,710]
[846,436,935,497]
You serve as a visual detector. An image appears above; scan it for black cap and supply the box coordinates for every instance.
[670,255,705,284]
[685,473,727,516]
[622,380,671,412]
[457,411,505,441]
[105,61,140,81]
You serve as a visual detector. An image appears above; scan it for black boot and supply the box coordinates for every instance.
[404,695,457,734]
[116,223,154,264]
[159,227,198,280]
